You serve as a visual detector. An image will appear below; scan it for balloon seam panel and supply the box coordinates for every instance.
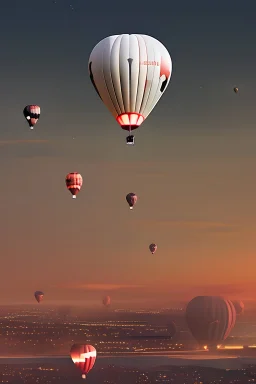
[109,43,122,114]
[102,49,119,116]
[139,36,149,114]
[134,35,141,112]
[140,38,157,117]
[119,35,128,114]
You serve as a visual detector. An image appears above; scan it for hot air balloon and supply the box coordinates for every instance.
[167,321,177,338]
[103,295,111,307]
[234,87,238,93]
[88,34,172,145]
[185,296,236,349]
[232,300,244,315]
[23,105,40,129]
[34,291,44,303]
[149,243,157,254]
[126,193,137,209]
[65,173,83,199]
[70,344,97,379]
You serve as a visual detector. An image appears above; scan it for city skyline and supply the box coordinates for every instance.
[1,358,254,384]
[1,0,256,304]
[0,304,254,355]
[0,303,255,383]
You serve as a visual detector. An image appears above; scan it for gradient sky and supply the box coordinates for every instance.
[1,0,256,306]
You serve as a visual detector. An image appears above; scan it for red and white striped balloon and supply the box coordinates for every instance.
[65,173,83,199]
[70,344,97,379]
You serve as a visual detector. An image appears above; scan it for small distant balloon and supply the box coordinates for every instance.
[126,193,137,210]
[70,344,97,379]
[34,291,44,303]
[149,243,157,254]
[23,105,40,129]
[232,300,244,315]
[167,321,177,337]
[234,87,238,93]
[65,173,83,199]
[103,296,111,307]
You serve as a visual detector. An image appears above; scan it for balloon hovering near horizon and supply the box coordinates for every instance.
[103,295,111,307]
[232,300,244,315]
[88,34,172,145]
[167,321,177,338]
[126,193,137,209]
[185,296,236,349]
[65,173,83,199]
[23,105,40,129]
[234,87,238,93]
[149,243,157,254]
[70,344,97,379]
[34,291,44,303]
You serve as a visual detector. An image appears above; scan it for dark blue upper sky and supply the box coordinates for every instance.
[1,0,256,139]
[1,0,256,305]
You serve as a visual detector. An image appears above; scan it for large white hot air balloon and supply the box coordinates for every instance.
[88,34,172,145]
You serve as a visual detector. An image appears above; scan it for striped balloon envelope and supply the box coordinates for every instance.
[186,296,236,348]
[65,173,83,199]
[70,344,97,379]
[88,34,172,141]
[23,105,40,129]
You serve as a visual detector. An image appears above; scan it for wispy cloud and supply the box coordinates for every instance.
[135,219,238,233]
[0,139,48,146]
[51,281,256,305]
[0,139,57,159]
[157,281,256,303]
[188,283,247,297]
[55,283,144,291]
[101,161,158,170]
[100,162,166,176]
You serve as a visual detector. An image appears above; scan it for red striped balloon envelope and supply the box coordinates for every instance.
[65,173,83,199]
[70,344,97,379]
